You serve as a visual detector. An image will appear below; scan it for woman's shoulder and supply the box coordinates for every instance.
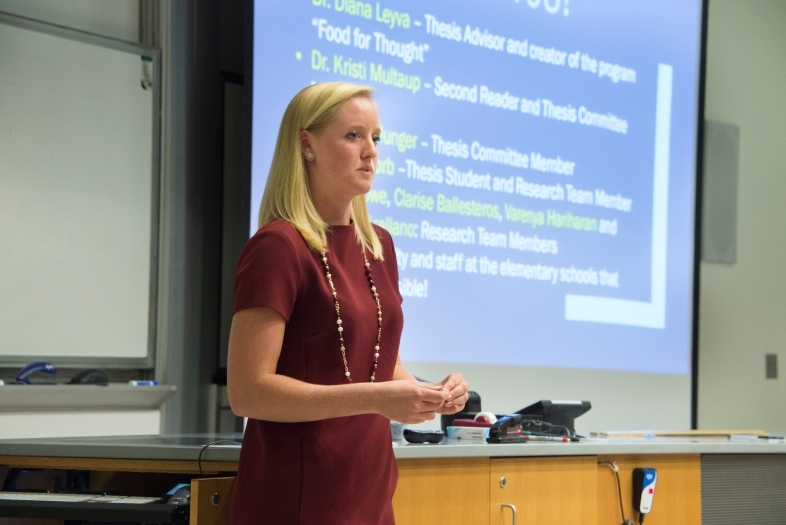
[255,219,301,238]
[242,220,312,261]
[251,220,308,247]
[234,221,311,317]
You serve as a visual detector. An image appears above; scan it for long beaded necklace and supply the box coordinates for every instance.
[320,248,382,383]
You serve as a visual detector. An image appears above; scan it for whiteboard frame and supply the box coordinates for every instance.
[0,12,161,369]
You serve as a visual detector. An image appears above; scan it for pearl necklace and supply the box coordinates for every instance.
[320,249,382,383]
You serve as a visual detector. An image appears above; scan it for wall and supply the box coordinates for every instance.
[405,362,690,432]
[697,0,786,431]
[0,0,226,436]
[0,0,138,42]
[0,412,159,440]
[0,0,156,440]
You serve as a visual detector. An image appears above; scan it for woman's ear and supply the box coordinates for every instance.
[300,130,314,161]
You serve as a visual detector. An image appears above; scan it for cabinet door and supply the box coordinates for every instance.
[597,454,701,525]
[394,457,490,525]
[490,456,597,525]
[190,476,235,525]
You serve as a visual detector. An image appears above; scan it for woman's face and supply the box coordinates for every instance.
[302,97,381,211]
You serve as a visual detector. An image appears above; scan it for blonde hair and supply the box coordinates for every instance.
[258,82,384,259]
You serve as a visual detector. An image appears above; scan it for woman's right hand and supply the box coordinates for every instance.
[374,380,449,424]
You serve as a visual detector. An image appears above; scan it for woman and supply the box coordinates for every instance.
[227,81,469,524]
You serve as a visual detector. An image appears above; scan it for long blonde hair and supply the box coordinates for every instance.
[258,82,384,259]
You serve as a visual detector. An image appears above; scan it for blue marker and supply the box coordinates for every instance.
[128,380,159,386]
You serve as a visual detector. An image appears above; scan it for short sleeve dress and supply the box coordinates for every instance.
[229,220,403,525]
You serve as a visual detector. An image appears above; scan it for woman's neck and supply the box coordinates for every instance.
[313,197,352,226]
[307,170,354,225]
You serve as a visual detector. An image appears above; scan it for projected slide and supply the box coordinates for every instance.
[252,0,702,374]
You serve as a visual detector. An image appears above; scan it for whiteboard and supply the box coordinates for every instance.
[0,13,160,365]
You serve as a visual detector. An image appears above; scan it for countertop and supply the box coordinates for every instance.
[2,433,786,463]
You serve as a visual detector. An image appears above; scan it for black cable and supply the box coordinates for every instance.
[599,462,627,525]
[198,440,241,476]
[523,420,571,437]
[545,423,572,437]
[614,468,627,524]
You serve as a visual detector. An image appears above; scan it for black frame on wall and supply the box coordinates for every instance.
[690,0,711,429]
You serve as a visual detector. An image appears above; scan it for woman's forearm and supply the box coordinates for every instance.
[229,373,381,422]
[227,308,447,423]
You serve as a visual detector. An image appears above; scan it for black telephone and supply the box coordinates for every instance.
[515,400,591,436]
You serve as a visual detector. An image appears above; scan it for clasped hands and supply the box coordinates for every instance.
[434,373,470,414]
[379,373,469,424]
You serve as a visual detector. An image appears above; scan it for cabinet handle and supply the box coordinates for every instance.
[501,503,517,525]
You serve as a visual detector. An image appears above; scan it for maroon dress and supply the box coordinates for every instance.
[230,220,403,525]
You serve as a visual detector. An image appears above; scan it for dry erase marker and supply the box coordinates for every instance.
[129,380,159,386]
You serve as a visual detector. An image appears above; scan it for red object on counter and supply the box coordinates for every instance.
[451,419,493,428]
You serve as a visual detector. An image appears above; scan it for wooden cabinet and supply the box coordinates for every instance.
[190,476,235,525]
[393,457,490,525]
[489,456,598,525]
[0,452,702,524]
[393,455,599,525]
[596,454,701,525]
[186,454,697,524]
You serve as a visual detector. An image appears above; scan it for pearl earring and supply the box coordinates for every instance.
[307,152,314,159]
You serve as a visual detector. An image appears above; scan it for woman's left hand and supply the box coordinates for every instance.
[436,373,470,414]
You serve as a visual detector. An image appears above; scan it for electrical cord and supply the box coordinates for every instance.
[599,461,631,525]
[198,440,241,476]
[521,419,572,437]
[544,423,572,437]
